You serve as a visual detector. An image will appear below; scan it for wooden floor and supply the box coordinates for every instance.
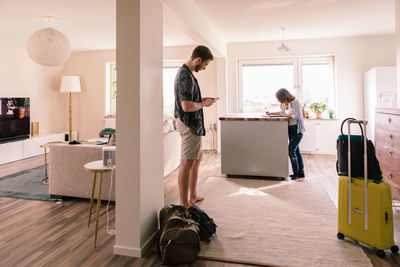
[0,153,399,266]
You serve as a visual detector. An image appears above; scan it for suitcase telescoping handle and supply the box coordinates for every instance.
[346,119,368,230]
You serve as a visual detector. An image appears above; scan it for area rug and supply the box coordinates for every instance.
[0,166,57,201]
[195,177,373,267]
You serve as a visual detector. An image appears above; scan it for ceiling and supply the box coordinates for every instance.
[0,0,395,51]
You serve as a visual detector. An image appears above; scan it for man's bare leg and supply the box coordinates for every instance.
[189,152,204,205]
[178,160,194,208]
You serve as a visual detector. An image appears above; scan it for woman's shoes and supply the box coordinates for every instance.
[290,173,305,180]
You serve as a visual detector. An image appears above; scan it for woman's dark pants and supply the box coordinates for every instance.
[288,125,304,177]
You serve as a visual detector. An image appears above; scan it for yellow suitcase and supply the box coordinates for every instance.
[337,119,398,258]
[337,176,397,257]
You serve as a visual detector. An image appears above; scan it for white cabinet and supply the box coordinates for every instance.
[0,133,64,165]
[23,133,64,158]
[300,120,339,154]
[364,66,396,142]
[0,141,24,165]
[220,118,289,178]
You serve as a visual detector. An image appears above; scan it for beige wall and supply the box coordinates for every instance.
[163,45,219,130]
[0,39,65,136]
[63,50,116,140]
[226,35,396,120]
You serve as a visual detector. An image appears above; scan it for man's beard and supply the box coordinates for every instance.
[194,63,201,72]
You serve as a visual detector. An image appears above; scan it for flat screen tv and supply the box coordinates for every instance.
[0,97,30,143]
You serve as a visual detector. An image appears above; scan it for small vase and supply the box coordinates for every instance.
[329,114,334,119]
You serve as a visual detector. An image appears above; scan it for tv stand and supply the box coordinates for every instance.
[0,135,29,144]
[0,133,64,165]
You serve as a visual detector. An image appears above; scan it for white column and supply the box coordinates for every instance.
[114,0,164,257]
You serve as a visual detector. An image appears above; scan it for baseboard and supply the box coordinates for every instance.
[113,229,158,257]
[302,151,336,155]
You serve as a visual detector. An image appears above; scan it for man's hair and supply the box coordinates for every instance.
[191,45,214,61]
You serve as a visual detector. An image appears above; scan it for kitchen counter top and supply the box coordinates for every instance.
[219,113,289,121]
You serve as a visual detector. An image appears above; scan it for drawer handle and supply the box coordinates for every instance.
[388,118,392,123]
[389,150,393,156]
[390,134,393,140]
[389,172,393,179]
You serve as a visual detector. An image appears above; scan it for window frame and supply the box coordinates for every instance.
[105,62,117,117]
[297,56,336,114]
[238,56,336,114]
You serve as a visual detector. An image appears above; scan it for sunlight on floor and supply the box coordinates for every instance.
[229,180,292,197]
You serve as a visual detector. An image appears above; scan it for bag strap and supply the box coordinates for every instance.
[340,117,363,138]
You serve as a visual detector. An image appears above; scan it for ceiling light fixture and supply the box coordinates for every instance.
[27,16,71,67]
[277,27,290,52]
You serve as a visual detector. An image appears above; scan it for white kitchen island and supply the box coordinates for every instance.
[220,113,289,178]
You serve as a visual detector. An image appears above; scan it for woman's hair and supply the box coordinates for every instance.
[276,88,295,110]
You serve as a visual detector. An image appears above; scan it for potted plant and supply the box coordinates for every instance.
[12,98,29,119]
[309,102,326,119]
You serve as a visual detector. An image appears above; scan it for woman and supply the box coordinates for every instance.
[266,88,306,180]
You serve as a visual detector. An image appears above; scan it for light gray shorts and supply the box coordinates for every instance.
[175,119,202,160]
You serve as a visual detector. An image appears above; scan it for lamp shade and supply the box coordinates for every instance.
[27,27,71,67]
[60,76,81,93]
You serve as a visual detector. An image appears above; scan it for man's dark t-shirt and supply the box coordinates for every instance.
[174,64,205,136]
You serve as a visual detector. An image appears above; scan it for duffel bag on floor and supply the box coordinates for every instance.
[188,204,217,243]
[158,205,201,265]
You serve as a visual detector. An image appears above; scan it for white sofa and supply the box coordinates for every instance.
[49,144,115,201]
[48,126,181,200]
[163,119,181,176]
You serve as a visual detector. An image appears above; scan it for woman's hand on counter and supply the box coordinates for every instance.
[265,111,280,116]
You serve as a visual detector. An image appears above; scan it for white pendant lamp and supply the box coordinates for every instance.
[27,17,71,67]
[277,27,290,52]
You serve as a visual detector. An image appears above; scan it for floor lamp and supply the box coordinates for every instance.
[60,76,81,142]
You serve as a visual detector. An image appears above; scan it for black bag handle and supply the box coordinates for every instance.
[340,117,364,138]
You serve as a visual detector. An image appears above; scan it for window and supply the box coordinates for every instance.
[238,56,335,115]
[105,63,117,116]
[163,67,179,118]
[105,61,183,118]
[163,60,183,118]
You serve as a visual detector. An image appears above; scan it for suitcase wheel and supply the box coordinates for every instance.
[376,250,385,258]
[390,245,399,254]
[337,232,344,240]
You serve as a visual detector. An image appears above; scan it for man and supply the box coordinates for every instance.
[174,45,215,208]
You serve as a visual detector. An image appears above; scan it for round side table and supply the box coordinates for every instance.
[84,160,115,248]
[39,141,65,184]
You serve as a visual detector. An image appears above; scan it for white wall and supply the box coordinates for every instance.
[63,50,116,140]
[226,35,396,120]
[0,39,65,136]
